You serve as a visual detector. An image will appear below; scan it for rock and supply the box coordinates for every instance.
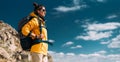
[0,21,53,62]
[0,47,10,60]
[48,53,53,62]
[0,21,22,62]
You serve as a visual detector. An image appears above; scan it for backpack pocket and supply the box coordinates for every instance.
[20,37,33,51]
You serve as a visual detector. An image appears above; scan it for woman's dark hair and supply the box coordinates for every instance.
[33,2,44,12]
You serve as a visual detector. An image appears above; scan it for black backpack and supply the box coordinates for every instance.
[18,16,35,51]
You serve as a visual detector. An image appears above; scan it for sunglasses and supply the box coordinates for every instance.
[41,9,46,12]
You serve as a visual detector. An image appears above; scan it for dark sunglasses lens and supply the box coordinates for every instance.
[42,9,46,12]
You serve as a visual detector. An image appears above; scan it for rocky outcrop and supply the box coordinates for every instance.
[0,21,22,62]
[0,21,53,62]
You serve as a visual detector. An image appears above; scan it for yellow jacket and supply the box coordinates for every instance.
[21,12,48,55]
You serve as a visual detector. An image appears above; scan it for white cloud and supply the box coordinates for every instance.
[66,53,75,56]
[107,15,117,19]
[108,35,120,48]
[94,50,107,55]
[48,39,55,43]
[75,22,120,41]
[62,41,82,49]
[96,0,107,3]
[54,0,87,12]
[91,0,107,3]
[76,31,112,40]
[100,41,110,44]
[48,51,120,62]
[54,6,80,12]
[71,45,82,49]
[62,41,74,47]
[86,22,120,31]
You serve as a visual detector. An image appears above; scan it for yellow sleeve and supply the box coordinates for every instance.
[21,18,36,36]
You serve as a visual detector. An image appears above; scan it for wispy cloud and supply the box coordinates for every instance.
[100,41,110,44]
[48,39,55,43]
[94,50,107,55]
[107,14,117,19]
[108,35,120,48]
[62,41,74,47]
[48,51,120,62]
[54,6,81,12]
[96,0,107,3]
[75,22,120,41]
[62,41,82,49]
[66,53,75,56]
[54,0,87,12]
[71,45,82,49]
[86,22,120,31]
[76,31,112,40]
[91,0,107,3]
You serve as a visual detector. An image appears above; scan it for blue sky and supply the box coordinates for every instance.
[0,0,120,62]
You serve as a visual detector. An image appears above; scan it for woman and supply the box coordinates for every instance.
[21,2,48,62]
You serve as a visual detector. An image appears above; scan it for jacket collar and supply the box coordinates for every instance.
[29,12,45,21]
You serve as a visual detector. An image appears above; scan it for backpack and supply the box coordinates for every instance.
[18,16,35,51]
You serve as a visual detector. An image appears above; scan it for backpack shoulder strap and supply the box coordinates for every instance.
[36,17,42,40]
[18,16,35,32]
[36,17,53,45]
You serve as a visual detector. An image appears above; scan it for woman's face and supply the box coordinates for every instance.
[37,7,46,17]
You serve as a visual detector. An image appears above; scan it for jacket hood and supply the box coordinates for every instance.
[29,12,38,17]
